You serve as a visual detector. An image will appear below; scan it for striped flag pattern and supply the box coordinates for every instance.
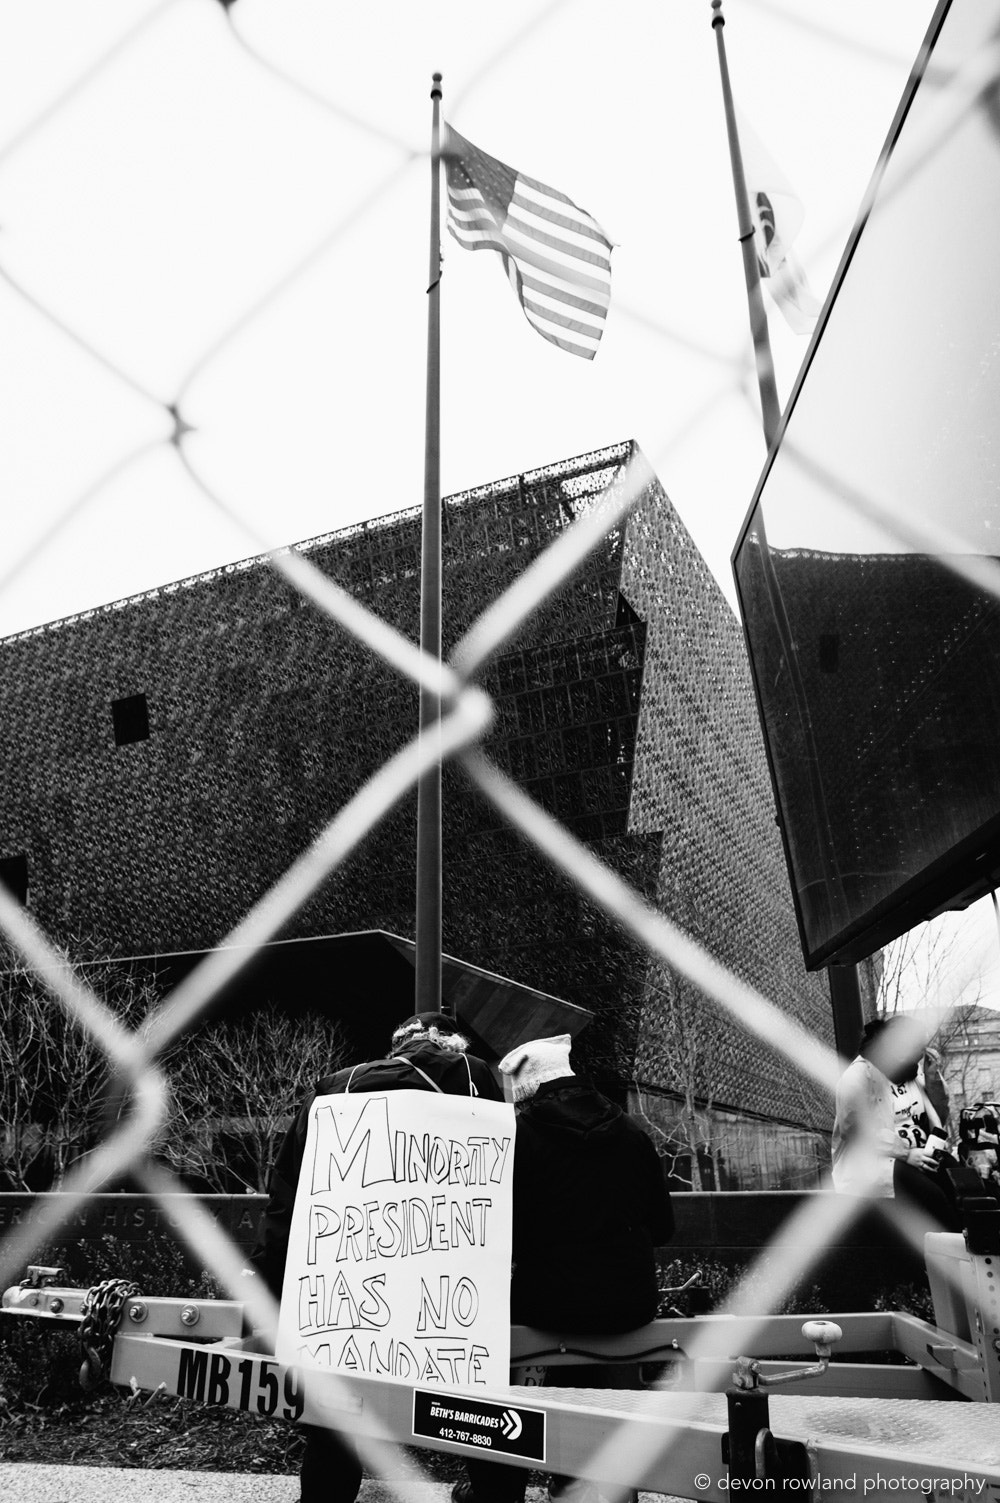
[444,123,612,360]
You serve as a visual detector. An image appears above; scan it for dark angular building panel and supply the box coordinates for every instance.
[0,441,834,1181]
[735,540,1000,964]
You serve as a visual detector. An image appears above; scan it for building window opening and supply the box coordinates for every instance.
[112,693,150,746]
[0,853,28,905]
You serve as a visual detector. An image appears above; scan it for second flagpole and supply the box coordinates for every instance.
[711,3,864,1054]
[710,0,781,448]
[415,72,446,1016]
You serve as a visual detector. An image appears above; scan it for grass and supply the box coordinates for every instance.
[1,1387,472,1482]
[1,1387,306,1471]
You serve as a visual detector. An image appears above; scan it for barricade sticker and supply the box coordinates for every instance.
[412,1388,546,1462]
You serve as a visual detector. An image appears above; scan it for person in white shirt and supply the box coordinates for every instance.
[832,1014,960,1230]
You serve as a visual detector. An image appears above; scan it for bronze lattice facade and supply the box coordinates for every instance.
[0,441,834,1186]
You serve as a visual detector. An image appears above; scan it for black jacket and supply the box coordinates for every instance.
[508,1076,673,1333]
[250,1040,502,1294]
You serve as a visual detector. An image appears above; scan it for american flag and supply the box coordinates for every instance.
[444,123,613,360]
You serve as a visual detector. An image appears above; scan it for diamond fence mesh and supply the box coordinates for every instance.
[0,0,997,1491]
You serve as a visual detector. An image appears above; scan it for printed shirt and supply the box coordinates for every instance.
[890,1079,931,1150]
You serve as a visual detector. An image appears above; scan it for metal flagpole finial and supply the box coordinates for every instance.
[431,72,442,99]
[711,0,725,27]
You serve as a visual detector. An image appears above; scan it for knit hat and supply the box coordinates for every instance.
[499,1034,573,1101]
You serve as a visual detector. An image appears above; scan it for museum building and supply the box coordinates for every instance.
[0,441,837,1188]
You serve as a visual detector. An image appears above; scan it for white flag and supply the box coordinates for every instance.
[738,111,821,335]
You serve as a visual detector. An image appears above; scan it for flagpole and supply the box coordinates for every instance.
[415,72,446,1017]
[711,0,781,449]
[711,1,863,1052]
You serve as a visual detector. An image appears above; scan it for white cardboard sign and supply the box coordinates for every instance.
[276,1089,515,1387]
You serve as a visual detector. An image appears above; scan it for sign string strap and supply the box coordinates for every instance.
[342,1057,476,1094]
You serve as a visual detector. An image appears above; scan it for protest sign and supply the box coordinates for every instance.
[276,1089,515,1388]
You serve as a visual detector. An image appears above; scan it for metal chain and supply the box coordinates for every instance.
[78,1278,141,1390]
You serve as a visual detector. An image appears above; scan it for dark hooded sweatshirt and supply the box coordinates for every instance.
[250,1039,502,1296]
[509,1075,673,1333]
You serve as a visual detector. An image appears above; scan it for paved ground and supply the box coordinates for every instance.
[0,1469,298,1503]
[0,1470,567,1503]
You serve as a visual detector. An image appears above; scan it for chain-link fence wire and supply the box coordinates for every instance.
[0,0,997,1489]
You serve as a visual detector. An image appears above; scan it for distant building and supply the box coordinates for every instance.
[0,441,838,1187]
[940,1004,1000,1115]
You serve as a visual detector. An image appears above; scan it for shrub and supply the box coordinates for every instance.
[873,1282,935,1322]
[0,1235,220,1415]
[656,1255,828,1317]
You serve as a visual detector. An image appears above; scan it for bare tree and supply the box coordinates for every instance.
[876,907,994,1122]
[0,950,125,1188]
[879,913,984,1022]
[927,1004,1000,1117]
[152,1009,350,1193]
[0,961,61,1189]
[630,957,735,1191]
[0,939,351,1194]
[630,887,833,1191]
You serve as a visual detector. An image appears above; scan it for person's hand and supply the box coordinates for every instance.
[906,1145,939,1172]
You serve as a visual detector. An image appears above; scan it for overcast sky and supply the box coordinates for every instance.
[0,0,940,641]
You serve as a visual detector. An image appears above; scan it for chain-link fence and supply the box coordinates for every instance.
[1,0,999,1493]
